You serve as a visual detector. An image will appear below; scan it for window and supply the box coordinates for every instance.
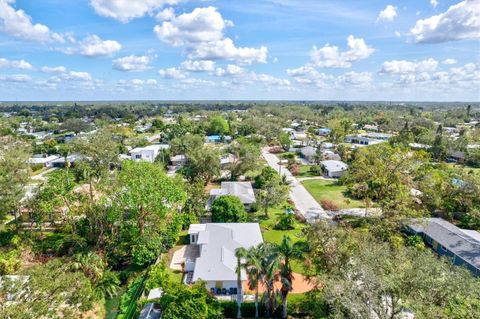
[135,154,142,159]
[441,245,448,252]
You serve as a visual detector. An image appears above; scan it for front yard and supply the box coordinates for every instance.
[302,179,364,209]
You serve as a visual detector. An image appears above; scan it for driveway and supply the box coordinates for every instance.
[262,148,330,222]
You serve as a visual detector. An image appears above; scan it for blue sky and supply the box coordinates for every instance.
[0,0,478,101]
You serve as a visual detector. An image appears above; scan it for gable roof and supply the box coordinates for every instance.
[190,223,263,282]
[213,182,256,204]
[409,218,480,269]
[321,160,348,173]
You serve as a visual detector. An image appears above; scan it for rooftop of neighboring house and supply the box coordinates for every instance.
[130,144,170,153]
[408,218,480,269]
[188,223,263,282]
[210,181,256,204]
[321,160,348,172]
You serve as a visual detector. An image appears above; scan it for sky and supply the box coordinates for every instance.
[0,0,479,101]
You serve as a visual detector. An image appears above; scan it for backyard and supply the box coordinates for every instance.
[302,179,364,210]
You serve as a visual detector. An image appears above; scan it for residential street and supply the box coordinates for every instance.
[261,148,330,222]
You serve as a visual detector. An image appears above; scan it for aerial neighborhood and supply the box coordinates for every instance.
[1,0,480,318]
[1,100,479,319]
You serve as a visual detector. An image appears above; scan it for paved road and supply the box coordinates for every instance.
[261,149,330,222]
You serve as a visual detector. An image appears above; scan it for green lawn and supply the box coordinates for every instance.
[297,165,320,178]
[302,179,364,209]
[250,207,307,274]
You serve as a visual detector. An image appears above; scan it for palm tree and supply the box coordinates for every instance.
[261,244,280,318]
[276,236,304,319]
[245,245,264,318]
[235,247,248,319]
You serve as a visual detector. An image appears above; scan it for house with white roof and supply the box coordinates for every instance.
[209,182,256,210]
[186,223,263,295]
[321,160,348,178]
[28,154,61,167]
[129,144,169,163]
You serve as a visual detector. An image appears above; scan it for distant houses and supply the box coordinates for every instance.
[407,218,480,276]
[28,154,61,168]
[186,223,263,296]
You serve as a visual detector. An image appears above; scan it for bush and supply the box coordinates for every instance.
[219,301,266,318]
[275,213,296,230]
[289,164,300,176]
[211,195,247,223]
[320,199,339,211]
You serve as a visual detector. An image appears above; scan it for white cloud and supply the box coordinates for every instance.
[154,7,268,65]
[112,55,153,72]
[430,0,439,8]
[442,58,457,65]
[286,65,332,88]
[0,0,64,43]
[117,78,158,90]
[214,64,245,76]
[410,0,480,43]
[90,0,181,23]
[0,74,31,82]
[253,73,291,87]
[395,31,401,37]
[310,35,374,68]
[155,7,176,21]
[181,60,215,72]
[158,67,187,79]
[0,58,32,70]
[41,66,67,74]
[64,71,92,81]
[380,58,439,74]
[377,5,397,22]
[79,35,121,57]
[336,71,373,88]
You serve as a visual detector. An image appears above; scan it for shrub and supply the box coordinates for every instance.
[275,213,296,230]
[320,199,339,211]
[211,195,247,223]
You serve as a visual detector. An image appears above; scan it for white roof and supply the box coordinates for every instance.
[130,144,169,153]
[28,155,60,164]
[321,160,348,172]
[210,182,256,204]
[189,223,263,282]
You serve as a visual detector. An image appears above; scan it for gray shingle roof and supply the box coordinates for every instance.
[409,218,480,269]
[215,182,256,204]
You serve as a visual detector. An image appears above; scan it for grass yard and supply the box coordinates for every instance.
[250,207,307,274]
[104,287,125,319]
[302,179,364,209]
[297,165,320,178]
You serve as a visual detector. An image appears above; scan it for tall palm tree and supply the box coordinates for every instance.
[261,244,280,318]
[245,245,264,318]
[235,247,248,319]
[276,236,304,319]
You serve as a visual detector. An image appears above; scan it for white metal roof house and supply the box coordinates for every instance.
[129,144,169,163]
[209,182,256,210]
[321,160,348,178]
[187,223,263,296]
[28,154,61,167]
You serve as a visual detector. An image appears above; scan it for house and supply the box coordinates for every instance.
[363,132,392,140]
[28,154,61,167]
[447,151,466,164]
[220,153,237,169]
[130,144,169,163]
[322,150,341,161]
[345,135,383,146]
[292,131,307,141]
[407,218,480,276]
[50,154,82,168]
[186,223,263,295]
[210,182,256,210]
[205,135,231,143]
[138,303,162,319]
[300,146,317,162]
[317,128,331,136]
[171,154,187,167]
[321,160,348,178]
